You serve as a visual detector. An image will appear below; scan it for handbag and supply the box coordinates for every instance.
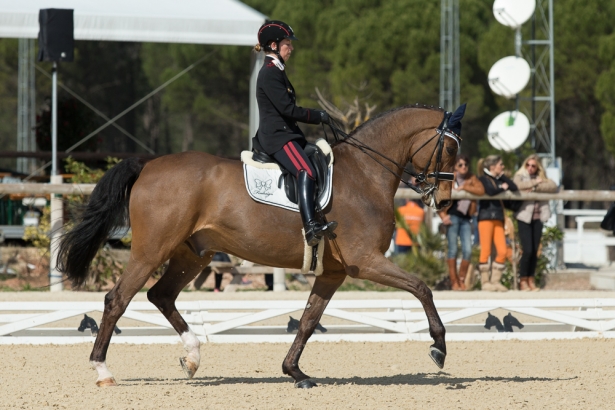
[504,199,522,212]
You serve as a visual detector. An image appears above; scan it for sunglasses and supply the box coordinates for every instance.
[526,163,537,169]
[456,163,468,167]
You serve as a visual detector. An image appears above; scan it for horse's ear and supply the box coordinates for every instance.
[448,103,466,136]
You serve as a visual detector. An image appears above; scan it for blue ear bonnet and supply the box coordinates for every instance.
[447,103,466,136]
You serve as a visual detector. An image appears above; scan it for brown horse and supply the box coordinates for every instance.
[58,104,464,388]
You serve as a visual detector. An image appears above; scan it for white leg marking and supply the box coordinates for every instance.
[180,329,201,367]
[90,360,114,382]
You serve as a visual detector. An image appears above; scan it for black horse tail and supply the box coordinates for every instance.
[57,158,145,287]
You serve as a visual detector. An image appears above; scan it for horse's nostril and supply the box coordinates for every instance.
[439,200,451,209]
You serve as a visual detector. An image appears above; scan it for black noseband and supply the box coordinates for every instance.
[405,111,460,195]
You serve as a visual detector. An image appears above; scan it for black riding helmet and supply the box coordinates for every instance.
[257,20,298,54]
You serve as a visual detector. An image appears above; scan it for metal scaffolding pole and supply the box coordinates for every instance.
[439,0,460,112]
[249,52,265,150]
[17,38,36,174]
[521,0,555,164]
[49,62,63,292]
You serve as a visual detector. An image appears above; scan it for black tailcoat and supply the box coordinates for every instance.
[252,55,322,154]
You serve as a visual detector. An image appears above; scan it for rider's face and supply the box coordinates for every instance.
[277,39,293,62]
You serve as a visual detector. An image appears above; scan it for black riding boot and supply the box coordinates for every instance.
[298,170,337,246]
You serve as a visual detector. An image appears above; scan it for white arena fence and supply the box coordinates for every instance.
[0,299,614,345]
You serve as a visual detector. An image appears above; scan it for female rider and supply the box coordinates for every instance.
[252,21,336,246]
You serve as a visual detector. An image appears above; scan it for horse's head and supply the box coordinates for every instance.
[484,312,504,331]
[409,104,466,210]
[503,312,524,332]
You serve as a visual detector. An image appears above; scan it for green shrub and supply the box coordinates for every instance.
[391,210,447,288]
[23,158,130,290]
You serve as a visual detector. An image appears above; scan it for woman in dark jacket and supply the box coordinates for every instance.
[252,21,336,246]
[477,155,518,291]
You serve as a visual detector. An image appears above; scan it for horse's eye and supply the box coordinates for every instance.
[446,146,456,155]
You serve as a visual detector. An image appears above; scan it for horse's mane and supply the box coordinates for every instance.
[330,104,444,147]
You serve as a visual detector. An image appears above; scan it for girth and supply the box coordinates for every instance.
[252,143,331,204]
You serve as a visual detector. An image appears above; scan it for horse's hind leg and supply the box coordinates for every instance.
[147,243,214,379]
[282,270,346,388]
[90,258,161,386]
[353,256,447,368]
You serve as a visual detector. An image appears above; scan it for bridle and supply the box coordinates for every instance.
[322,110,462,196]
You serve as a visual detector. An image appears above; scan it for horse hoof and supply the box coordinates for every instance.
[180,357,198,379]
[429,346,446,369]
[96,377,117,387]
[295,379,317,389]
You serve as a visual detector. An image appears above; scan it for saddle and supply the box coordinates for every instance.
[241,139,333,205]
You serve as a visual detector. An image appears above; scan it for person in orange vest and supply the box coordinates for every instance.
[395,199,425,253]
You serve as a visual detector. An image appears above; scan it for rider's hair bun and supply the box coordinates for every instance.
[254,44,262,52]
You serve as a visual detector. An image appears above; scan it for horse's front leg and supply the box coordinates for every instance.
[282,270,346,388]
[353,256,447,368]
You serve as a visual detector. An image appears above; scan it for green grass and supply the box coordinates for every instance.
[20,283,48,291]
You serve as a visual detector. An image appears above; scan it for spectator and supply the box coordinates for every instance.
[438,154,485,290]
[513,154,557,291]
[211,252,231,292]
[477,155,518,291]
[600,184,615,234]
[395,199,425,253]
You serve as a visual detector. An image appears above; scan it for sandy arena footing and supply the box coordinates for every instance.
[1,291,614,409]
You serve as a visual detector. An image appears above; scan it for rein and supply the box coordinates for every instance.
[321,111,461,196]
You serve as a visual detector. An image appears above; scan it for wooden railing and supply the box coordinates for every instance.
[1,183,615,201]
[395,189,615,201]
[0,183,95,195]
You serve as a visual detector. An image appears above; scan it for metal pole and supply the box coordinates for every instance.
[548,0,556,164]
[447,0,453,109]
[515,28,522,114]
[51,62,58,176]
[273,268,286,292]
[439,0,460,112]
[453,0,460,110]
[49,61,63,291]
[17,38,24,173]
[530,11,536,149]
[49,174,63,292]
[439,0,447,109]
[249,52,264,151]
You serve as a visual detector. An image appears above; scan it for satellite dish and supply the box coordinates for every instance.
[488,56,531,99]
[488,111,530,152]
[493,0,536,29]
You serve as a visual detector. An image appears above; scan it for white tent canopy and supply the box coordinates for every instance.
[0,0,265,45]
[1,0,267,292]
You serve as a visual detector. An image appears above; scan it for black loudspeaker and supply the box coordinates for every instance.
[38,9,74,62]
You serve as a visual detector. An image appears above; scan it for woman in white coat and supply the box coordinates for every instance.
[513,154,557,291]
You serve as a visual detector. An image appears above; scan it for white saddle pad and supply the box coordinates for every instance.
[241,139,334,212]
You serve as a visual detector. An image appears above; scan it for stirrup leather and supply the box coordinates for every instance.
[304,221,338,247]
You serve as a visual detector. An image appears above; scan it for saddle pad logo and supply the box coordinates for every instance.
[254,178,273,196]
[243,163,333,213]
